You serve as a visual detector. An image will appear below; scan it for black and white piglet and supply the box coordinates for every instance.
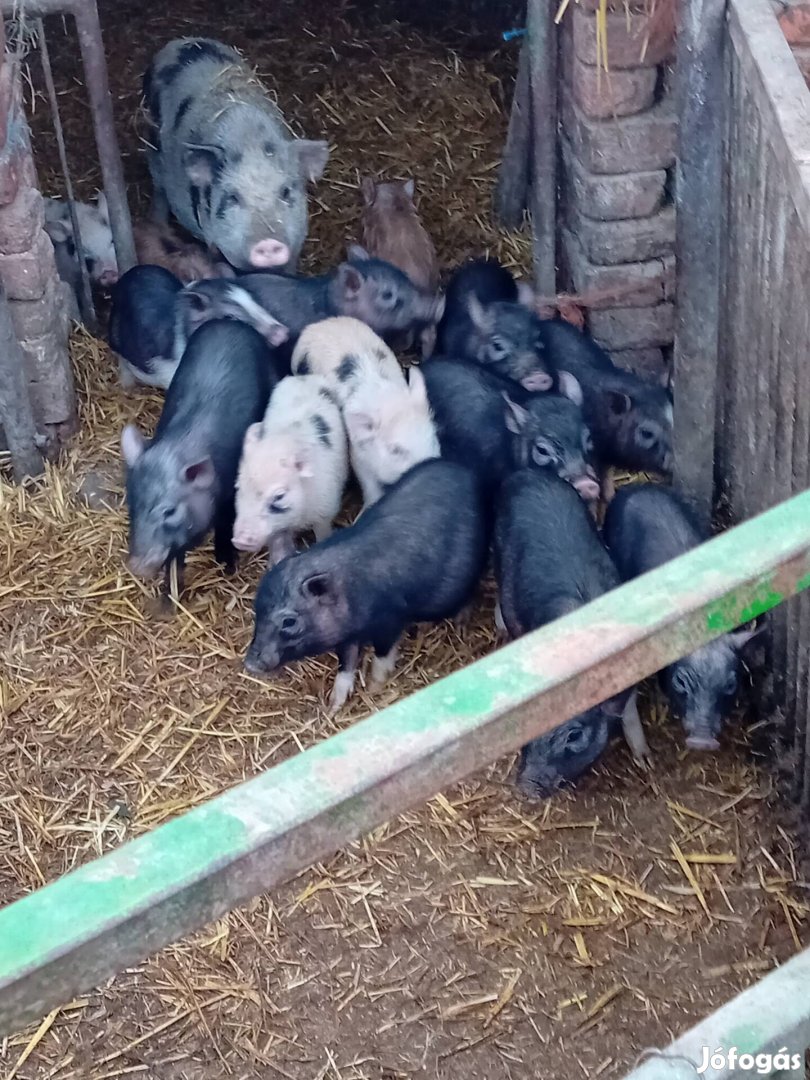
[494,469,650,797]
[604,484,764,750]
[121,321,279,593]
[176,245,443,362]
[110,266,183,389]
[246,459,488,712]
[435,258,553,391]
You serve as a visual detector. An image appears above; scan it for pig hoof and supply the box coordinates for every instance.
[633,748,654,772]
[370,649,399,690]
[328,670,356,715]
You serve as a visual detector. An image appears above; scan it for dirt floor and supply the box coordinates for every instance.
[1,1,809,1077]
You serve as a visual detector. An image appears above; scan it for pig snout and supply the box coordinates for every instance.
[97,266,120,288]
[249,238,291,269]
[232,530,263,553]
[521,371,553,392]
[244,642,280,675]
[686,734,721,751]
[573,474,601,502]
[127,553,165,579]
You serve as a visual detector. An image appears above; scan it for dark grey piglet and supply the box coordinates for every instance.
[246,459,488,712]
[121,321,279,594]
[604,484,764,750]
[143,38,329,271]
[174,279,290,364]
[537,319,673,476]
[494,469,650,797]
[110,265,183,389]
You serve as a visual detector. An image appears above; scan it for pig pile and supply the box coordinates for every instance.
[114,36,763,802]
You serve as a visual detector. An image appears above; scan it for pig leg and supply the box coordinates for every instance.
[453,600,475,639]
[214,511,238,576]
[494,601,508,642]
[269,530,296,565]
[117,354,136,389]
[313,519,333,543]
[328,642,360,715]
[621,687,652,770]
[420,325,437,358]
[370,637,400,690]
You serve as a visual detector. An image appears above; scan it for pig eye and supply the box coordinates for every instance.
[564,726,589,751]
[279,613,301,639]
[583,433,594,455]
[221,191,242,211]
[637,424,658,448]
[162,506,181,524]
[724,671,738,696]
[532,441,554,466]
[268,493,288,514]
[378,287,399,309]
[671,669,690,694]
[488,339,508,361]
[390,444,407,458]
[280,185,292,203]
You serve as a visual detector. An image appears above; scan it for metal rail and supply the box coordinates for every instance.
[2,488,810,1038]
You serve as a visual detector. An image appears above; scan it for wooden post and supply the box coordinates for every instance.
[672,0,727,526]
[527,0,557,295]
[3,486,810,1035]
[494,43,532,229]
[0,283,43,481]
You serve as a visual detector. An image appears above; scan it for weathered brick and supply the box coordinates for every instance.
[572,5,673,67]
[566,204,676,265]
[0,185,44,254]
[779,1,810,44]
[19,327,74,428]
[610,347,668,382]
[561,139,666,220]
[569,55,657,118]
[791,44,810,83]
[0,232,57,300]
[560,227,675,308]
[9,278,68,340]
[588,303,675,350]
[561,88,676,174]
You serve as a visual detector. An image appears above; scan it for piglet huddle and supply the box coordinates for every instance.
[110,36,761,802]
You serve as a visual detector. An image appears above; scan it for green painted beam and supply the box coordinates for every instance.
[622,946,810,1079]
[2,489,810,1037]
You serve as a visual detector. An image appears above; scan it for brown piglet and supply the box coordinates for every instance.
[134,220,233,284]
[360,178,440,354]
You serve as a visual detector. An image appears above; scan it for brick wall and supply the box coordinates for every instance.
[558,5,676,382]
[0,58,74,452]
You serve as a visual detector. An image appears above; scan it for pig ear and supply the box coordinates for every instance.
[347,244,371,263]
[182,144,224,186]
[403,178,415,199]
[337,263,364,298]
[728,613,768,651]
[502,393,529,434]
[182,456,215,488]
[243,422,263,449]
[361,177,377,206]
[121,424,146,467]
[45,218,71,243]
[294,139,330,183]
[407,365,428,405]
[345,409,376,440]
[558,371,584,407]
[605,390,633,416]
[181,286,210,313]
[467,294,493,334]
[95,191,108,219]
[301,572,337,605]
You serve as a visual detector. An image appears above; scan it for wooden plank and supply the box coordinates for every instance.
[0,283,43,481]
[672,0,726,524]
[526,0,557,294]
[494,42,531,229]
[623,945,810,1079]
[3,490,810,1037]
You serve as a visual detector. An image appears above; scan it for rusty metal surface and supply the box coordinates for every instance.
[1,489,810,1037]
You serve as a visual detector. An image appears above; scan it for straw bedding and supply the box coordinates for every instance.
[0,1,807,1076]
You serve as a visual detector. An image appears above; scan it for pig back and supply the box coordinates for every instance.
[603,483,705,580]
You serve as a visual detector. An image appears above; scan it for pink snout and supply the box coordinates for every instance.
[249,238,291,269]
[521,371,554,392]
[97,267,119,288]
[232,531,263,553]
[573,474,601,502]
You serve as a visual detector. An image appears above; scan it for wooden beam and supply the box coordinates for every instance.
[494,42,531,229]
[672,0,727,525]
[3,488,810,1037]
[0,282,43,481]
[527,0,558,294]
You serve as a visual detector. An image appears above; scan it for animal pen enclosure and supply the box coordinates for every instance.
[2,0,810,1078]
